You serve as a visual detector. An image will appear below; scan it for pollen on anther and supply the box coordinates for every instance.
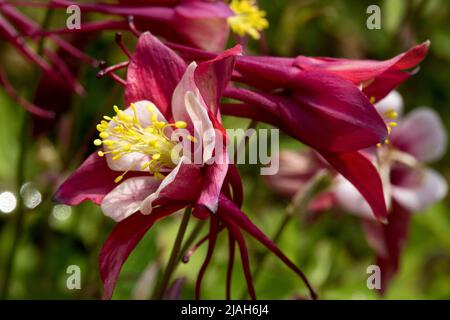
[175,121,187,129]
[98,151,105,157]
[114,176,123,183]
[94,139,102,146]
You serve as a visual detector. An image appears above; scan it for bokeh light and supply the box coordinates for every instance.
[0,191,17,214]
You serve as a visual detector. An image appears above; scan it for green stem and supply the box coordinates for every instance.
[177,219,205,263]
[151,207,192,300]
[241,171,332,299]
[0,8,53,299]
[0,112,29,299]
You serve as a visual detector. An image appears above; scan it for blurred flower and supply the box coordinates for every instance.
[36,0,268,52]
[54,32,315,300]
[335,91,447,294]
[267,91,447,294]
[0,2,97,122]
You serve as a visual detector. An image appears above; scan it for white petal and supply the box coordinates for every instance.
[392,168,448,212]
[375,90,404,118]
[391,107,447,162]
[185,91,216,163]
[101,176,160,221]
[172,62,200,124]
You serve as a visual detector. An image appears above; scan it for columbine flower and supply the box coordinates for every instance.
[54,32,316,300]
[36,0,268,52]
[265,92,447,294]
[333,91,448,293]
[169,40,424,221]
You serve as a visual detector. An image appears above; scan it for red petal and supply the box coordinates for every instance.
[195,45,241,116]
[125,32,186,118]
[54,153,128,205]
[319,151,388,221]
[294,42,429,84]
[99,203,185,299]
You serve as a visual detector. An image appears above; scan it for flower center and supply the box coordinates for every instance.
[94,102,187,182]
[227,0,269,40]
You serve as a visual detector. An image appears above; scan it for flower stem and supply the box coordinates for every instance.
[0,112,29,299]
[241,171,332,299]
[152,207,192,300]
[177,219,206,263]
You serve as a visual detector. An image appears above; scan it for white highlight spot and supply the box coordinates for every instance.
[20,183,42,209]
[0,191,17,214]
[52,204,72,221]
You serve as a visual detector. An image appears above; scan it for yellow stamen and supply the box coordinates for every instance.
[227,0,269,40]
[370,96,376,104]
[94,103,182,183]
[384,108,398,119]
[175,121,187,129]
[388,122,397,127]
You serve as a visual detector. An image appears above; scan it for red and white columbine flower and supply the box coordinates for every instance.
[334,91,447,293]
[266,91,447,294]
[54,32,316,300]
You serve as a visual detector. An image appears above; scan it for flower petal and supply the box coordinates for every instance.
[99,203,185,299]
[172,62,201,126]
[185,91,216,163]
[320,151,388,221]
[174,0,232,52]
[125,32,186,118]
[391,168,448,212]
[391,108,447,163]
[54,153,140,206]
[294,42,430,85]
[101,176,160,222]
[140,157,202,214]
[195,45,241,116]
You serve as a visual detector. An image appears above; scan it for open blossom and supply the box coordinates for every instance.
[37,0,268,52]
[334,91,447,293]
[54,32,316,300]
[267,91,447,294]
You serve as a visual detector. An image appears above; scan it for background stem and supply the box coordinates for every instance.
[152,207,192,299]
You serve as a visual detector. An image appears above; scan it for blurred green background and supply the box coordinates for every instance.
[0,0,449,299]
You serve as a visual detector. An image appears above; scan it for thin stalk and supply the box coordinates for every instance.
[0,112,29,299]
[241,171,332,299]
[152,207,192,300]
[177,219,206,263]
[0,8,53,299]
